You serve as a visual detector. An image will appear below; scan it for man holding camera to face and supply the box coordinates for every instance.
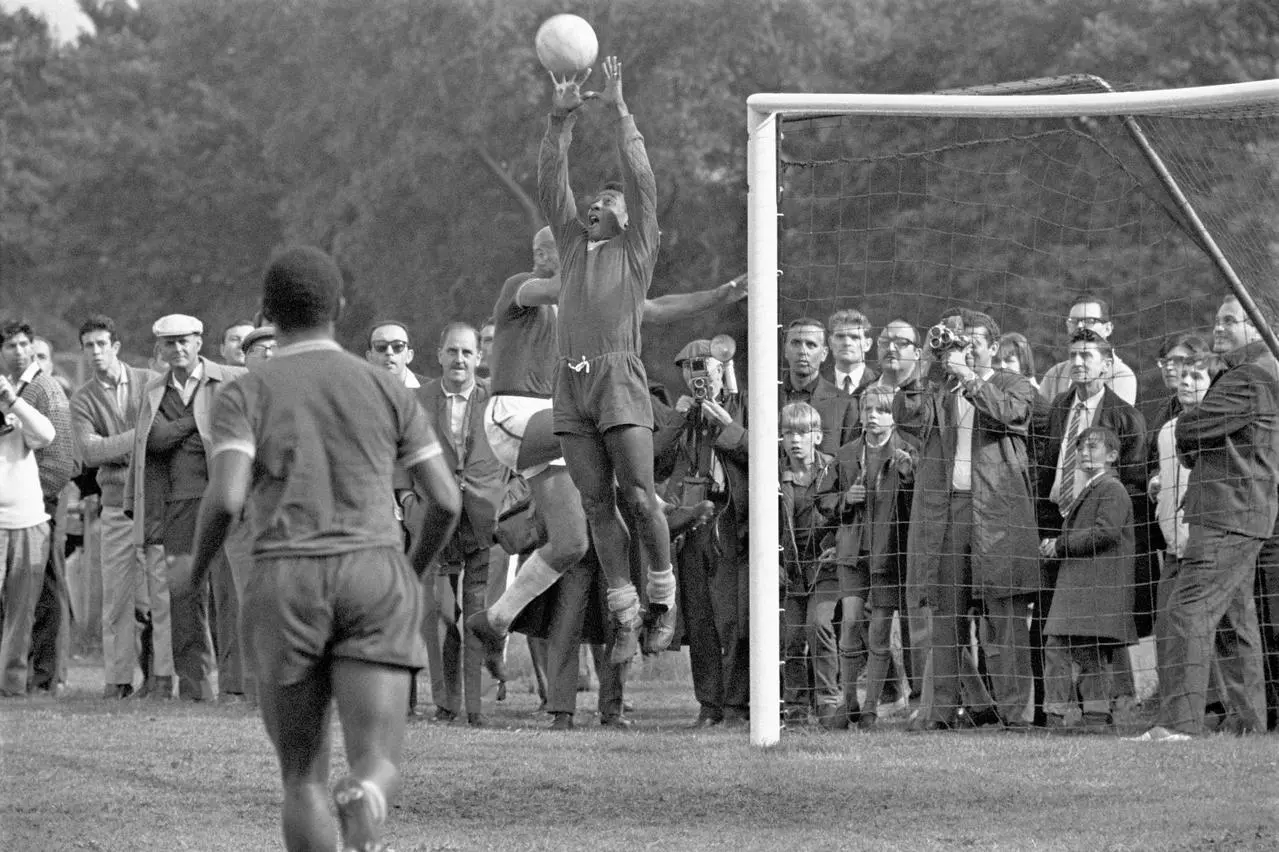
[894,309,1041,730]
[653,338,750,728]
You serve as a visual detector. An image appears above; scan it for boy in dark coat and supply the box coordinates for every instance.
[1038,426,1138,729]
[779,402,843,726]
[834,385,917,729]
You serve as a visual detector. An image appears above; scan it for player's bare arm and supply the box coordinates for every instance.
[406,453,462,576]
[514,273,563,307]
[189,448,252,592]
[643,273,747,325]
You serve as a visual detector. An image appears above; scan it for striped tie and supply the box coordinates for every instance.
[1059,401,1087,516]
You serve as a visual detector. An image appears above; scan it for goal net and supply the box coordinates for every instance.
[745,77,1279,747]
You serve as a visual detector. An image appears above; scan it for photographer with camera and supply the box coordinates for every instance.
[653,338,750,728]
[894,309,1042,730]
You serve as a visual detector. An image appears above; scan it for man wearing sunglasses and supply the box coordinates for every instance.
[366,322,424,389]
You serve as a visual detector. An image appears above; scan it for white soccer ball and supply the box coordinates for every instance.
[535,14,598,76]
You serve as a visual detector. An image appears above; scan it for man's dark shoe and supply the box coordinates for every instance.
[147,676,174,701]
[966,706,1003,728]
[817,703,850,730]
[464,610,508,683]
[103,683,134,700]
[467,713,487,728]
[432,707,457,724]
[910,718,952,732]
[600,713,635,729]
[688,711,723,729]
[857,712,878,732]
[550,712,575,731]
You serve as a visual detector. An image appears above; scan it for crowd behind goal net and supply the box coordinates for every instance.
[744,76,1279,746]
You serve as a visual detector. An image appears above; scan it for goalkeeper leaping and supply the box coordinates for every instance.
[536,56,675,657]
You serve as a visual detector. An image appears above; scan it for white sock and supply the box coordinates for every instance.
[489,552,561,631]
[361,779,387,825]
[606,583,641,625]
[646,566,676,609]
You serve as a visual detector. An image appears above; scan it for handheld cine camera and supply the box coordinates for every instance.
[687,356,713,400]
[926,323,973,356]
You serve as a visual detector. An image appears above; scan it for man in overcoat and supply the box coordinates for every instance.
[895,309,1041,729]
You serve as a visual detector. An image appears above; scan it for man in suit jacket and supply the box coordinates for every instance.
[895,309,1042,729]
[69,315,156,698]
[780,317,856,455]
[825,309,880,397]
[412,322,504,725]
[1135,295,1279,740]
[124,314,246,700]
[1033,328,1147,724]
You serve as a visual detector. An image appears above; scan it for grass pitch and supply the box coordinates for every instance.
[2,652,1276,852]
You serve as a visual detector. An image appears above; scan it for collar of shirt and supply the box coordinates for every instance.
[443,382,475,403]
[1072,385,1105,422]
[403,372,421,389]
[97,362,127,389]
[835,365,865,390]
[169,357,205,391]
[784,373,821,396]
[18,362,41,384]
[276,339,342,359]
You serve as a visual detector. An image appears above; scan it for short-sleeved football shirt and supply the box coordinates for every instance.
[489,271,558,399]
[210,339,441,558]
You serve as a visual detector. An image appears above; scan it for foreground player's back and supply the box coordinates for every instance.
[216,339,437,557]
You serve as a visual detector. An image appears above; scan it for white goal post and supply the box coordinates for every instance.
[744,78,1279,748]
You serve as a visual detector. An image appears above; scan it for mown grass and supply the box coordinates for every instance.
[2,654,1277,852]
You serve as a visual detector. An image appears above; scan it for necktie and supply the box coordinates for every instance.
[1059,401,1087,515]
[842,374,853,395]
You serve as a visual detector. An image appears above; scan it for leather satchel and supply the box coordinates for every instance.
[493,473,547,556]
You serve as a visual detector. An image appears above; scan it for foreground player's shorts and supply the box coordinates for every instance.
[485,394,565,479]
[243,546,427,687]
[552,351,654,438]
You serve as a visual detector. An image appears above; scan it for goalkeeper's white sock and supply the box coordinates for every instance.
[361,779,387,826]
[646,566,677,609]
[489,552,561,632]
[606,583,641,625]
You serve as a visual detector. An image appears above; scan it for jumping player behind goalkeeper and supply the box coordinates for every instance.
[189,247,461,852]
[535,55,676,656]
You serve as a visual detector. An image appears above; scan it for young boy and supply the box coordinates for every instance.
[779,402,842,727]
[834,385,917,730]
[1038,425,1138,730]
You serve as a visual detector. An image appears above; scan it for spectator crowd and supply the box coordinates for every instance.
[2,288,1276,741]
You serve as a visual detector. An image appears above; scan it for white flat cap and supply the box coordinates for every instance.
[152,314,204,338]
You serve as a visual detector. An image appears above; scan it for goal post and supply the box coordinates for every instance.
[745,78,1279,748]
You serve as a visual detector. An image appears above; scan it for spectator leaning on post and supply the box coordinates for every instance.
[1132,295,1279,741]
[69,315,157,699]
[654,337,750,729]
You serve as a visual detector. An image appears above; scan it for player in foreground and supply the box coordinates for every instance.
[534,55,677,657]
[189,246,460,852]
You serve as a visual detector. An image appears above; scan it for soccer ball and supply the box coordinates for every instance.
[535,14,598,76]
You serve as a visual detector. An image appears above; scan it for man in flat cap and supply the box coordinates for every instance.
[124,314,246,700]
[241,326,276,372]
[653,337,750,727]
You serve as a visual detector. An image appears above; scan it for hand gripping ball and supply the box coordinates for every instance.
[535,14,598,76]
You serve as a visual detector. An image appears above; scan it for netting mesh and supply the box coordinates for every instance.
[770,78,1279,731]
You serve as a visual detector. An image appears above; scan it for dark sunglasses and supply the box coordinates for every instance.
[372,340,408,354]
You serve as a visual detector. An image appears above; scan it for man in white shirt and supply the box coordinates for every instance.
[0,372,56,696]
[1039,296,1138,404]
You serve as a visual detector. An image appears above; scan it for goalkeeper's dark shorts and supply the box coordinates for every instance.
[243,547,426,687]
[552,351,654,438]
